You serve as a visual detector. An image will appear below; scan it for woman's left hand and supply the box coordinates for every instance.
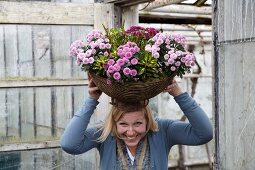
[164,79,183,97]
[88,74,102,100]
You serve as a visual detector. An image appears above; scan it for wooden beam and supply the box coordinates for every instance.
[0,1,94,25]
[139,23,212,31]
[139,11,211,19]
[140,0,186,10]
[146,4,211,15]
[104,0,154,7]
[194,0,208,7]
[94,3,116,31]
[0,79,88,88]
[122,5,139,28]
[0,140,60,152]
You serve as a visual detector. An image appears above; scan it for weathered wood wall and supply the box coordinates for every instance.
[0,0,213,169]
[214,0,255,169]
[0,0,116,169]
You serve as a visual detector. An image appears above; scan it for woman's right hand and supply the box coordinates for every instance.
[88,74,102,100]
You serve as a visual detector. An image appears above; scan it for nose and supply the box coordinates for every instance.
[126,126,135,136]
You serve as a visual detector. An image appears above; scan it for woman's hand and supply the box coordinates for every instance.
[88,74,102,100]
[164,79,183,97]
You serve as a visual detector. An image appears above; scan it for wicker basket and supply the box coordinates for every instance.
[90,72,176,102]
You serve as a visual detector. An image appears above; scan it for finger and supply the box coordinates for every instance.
[88,86,100,93]
[88,79,96,87]
[88,73,92,81]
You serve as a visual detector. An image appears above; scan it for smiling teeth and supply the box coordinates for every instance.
[127,136,135,140]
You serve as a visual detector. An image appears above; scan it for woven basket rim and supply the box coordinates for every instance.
[89,71,176,101]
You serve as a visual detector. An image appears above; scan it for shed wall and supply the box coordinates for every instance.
[214,0,255,169]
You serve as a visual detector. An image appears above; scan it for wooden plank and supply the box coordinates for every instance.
[139,11,211,19]
[4,25,19,77]
[104,0,154,7]
[0,80,88,88]
[20,88,35,140]
[139,23,212,31]
[0,1,94,25]
[0,26,4,78]
[33,25,51,77]
[147,4,212,15]
[122,5,139,29]
[52,26,72,79]
[140,0,186,10]
[35,88,52,139]
[73,86,87,117]
[6,89,20,139]
[33,25,52,139]
[17,25,34,78]
[0,140,60,152]
[94,3,115,31]
[55,87,73,137]
[0,90,7,139]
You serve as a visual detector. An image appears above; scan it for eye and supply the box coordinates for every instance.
[118,122,128,126]
[135,122,143,126]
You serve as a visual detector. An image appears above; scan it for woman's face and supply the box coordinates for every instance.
[116,110,147,148]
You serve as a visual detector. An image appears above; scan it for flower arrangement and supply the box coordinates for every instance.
[69,25,195,85]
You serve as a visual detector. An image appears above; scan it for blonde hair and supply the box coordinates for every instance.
[97,100,158,142]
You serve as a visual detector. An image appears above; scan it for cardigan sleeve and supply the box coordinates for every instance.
[164,92,213,146]
[60,97,101,155]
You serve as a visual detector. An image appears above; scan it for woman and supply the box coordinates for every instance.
[60,78,213,170]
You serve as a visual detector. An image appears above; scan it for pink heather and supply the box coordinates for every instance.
[170,66,176,71]
[165,38,170,44]
[125,52,132,59]
[175,61,181,67]
[113,72,121,80]
[85,50,92,57]
[88,57,94,64]
[108,59,115,65]
[134,46,140,52]
[170,53,177,60]
[103,64,108,70]
[99,43,106,49]
[113,64,121,71]
[105,43,111,49]
[104,51,109,56]
[116,59,125,66]
[181,57,186,62]
[156,39,164,46]
[83,58,89,64]
[168,59,175,65]
[123,47,130,52]
[108,65,115,73]
[164,54,169,60]
[92,49,96,54]
[130,69,137,76]
[77,53,86,60]
[123,67,130,76]
[153,52,160,58]
[176,51,182,56]
[131,58,138,65]
[130,48,135,53]
[76,59,81,65]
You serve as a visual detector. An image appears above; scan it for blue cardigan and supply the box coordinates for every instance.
[60,92,213,170]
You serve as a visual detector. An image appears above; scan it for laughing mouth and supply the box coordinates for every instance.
[127,136,136,140]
